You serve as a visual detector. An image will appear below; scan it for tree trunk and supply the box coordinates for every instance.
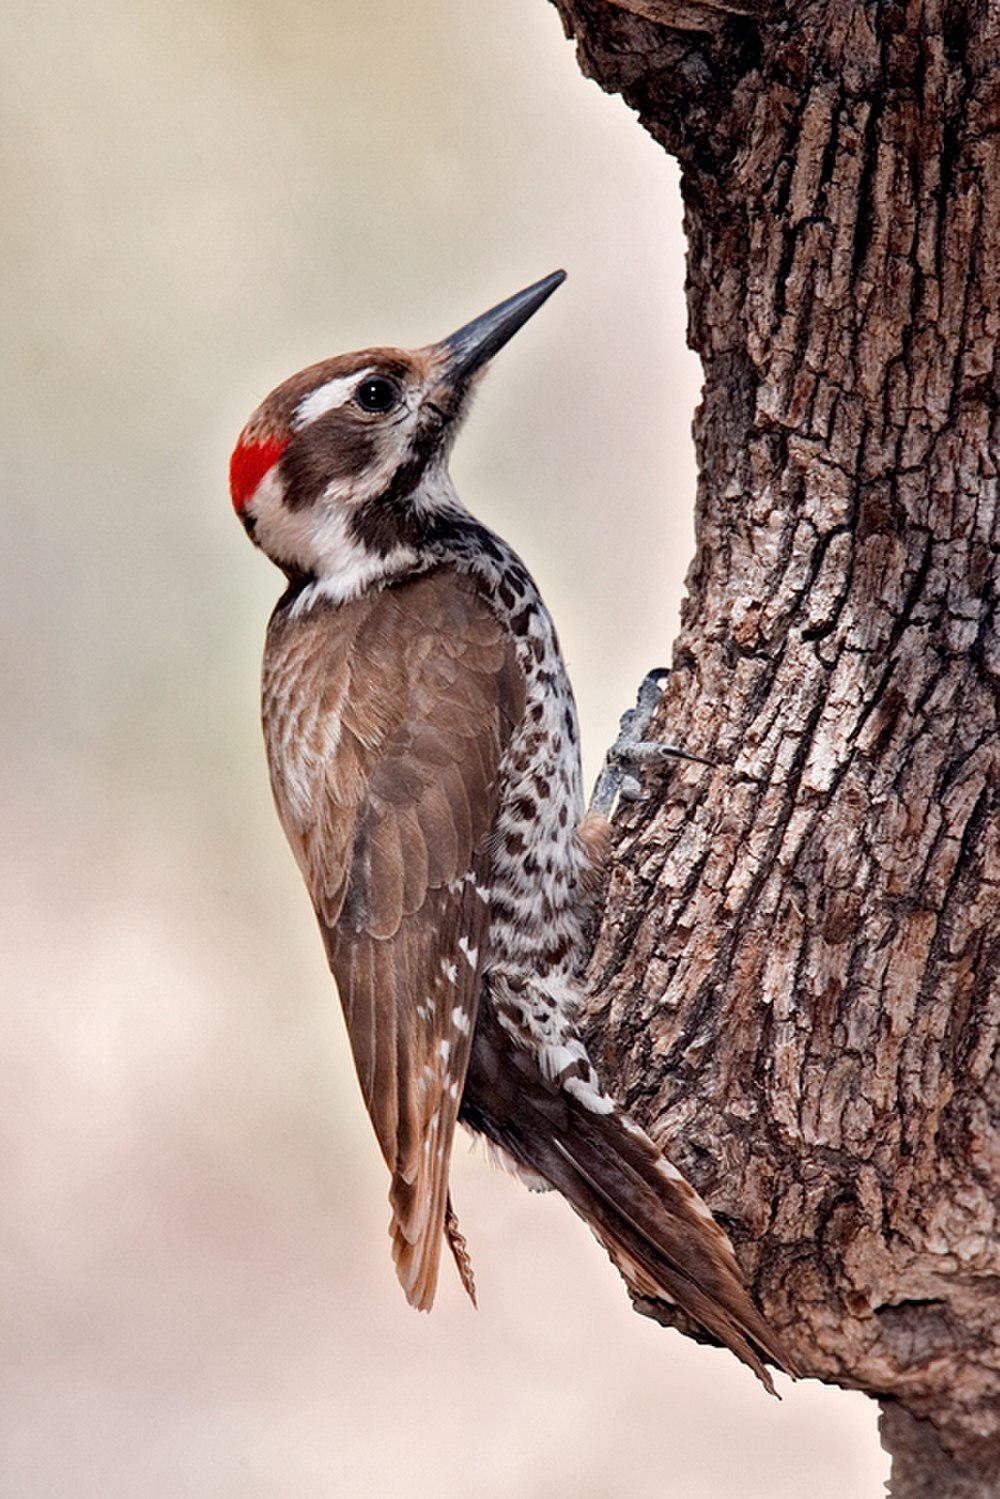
[550,1,999,1492]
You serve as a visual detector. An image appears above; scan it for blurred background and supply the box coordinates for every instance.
[1,2,888,1494]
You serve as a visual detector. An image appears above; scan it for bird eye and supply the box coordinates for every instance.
[355,376,400,414]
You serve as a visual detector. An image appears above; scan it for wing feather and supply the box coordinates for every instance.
[263,568,525,1309]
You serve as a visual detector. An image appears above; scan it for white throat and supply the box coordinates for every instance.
[251,460,466,616]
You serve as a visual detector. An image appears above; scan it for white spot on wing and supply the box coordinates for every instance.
[457,936,478,969]
[451,1007,471,1035]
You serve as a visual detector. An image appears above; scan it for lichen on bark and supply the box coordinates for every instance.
[550,0,999,1491]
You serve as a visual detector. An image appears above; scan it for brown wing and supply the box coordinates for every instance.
[262,568,525,1309]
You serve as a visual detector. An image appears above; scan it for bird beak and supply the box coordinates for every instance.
[434,270,566,389]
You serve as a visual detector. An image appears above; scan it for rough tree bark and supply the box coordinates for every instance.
[549,1,999,1493]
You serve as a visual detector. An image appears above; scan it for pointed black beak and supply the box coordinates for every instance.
[436,270,566,386]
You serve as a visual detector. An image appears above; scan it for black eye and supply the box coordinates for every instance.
[355,376,400,414]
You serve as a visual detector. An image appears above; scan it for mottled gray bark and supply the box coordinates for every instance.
[550,1,999,1492]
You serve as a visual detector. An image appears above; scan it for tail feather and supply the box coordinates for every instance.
[390,1153,478,1311]
[444,1192,478,1306]
[520,1105,797,1395]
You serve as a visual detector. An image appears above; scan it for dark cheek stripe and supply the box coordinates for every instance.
[279,420,379,511]
[277,402,459,555]
[350,414,454,556]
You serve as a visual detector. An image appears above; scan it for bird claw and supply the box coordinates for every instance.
[617,772,645,803]
[588,668,712,816]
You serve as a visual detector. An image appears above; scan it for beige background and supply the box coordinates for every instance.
[1,2,888,1494]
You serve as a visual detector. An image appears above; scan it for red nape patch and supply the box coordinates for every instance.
[229,433,289,513]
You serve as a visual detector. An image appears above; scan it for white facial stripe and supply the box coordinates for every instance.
[294,370,371,429]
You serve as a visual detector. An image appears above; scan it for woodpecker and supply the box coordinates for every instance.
[231,271,793,1392]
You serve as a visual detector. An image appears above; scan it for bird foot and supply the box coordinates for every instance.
[588,669,711,817]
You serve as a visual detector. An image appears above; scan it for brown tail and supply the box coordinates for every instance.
[444,1192,477,1307]
[508,1100,797,1395]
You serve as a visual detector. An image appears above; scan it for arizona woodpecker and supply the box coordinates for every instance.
[230,271,794,1391]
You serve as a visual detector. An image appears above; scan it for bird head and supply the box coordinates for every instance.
[229,270,565,593]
